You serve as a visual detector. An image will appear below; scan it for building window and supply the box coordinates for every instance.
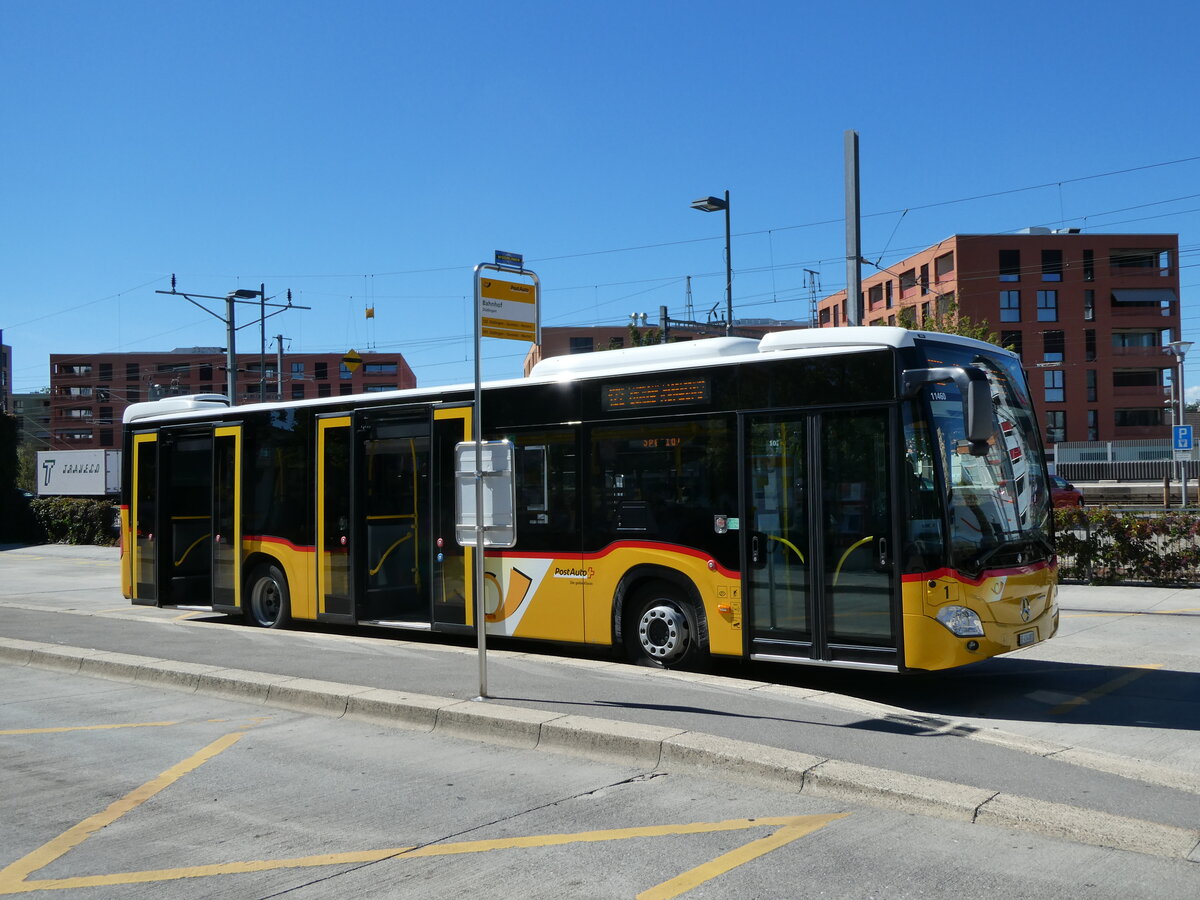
[1083,249,1094,282]
[919,264,930,295]
[1083,290,1094,321]
[314,362,328,380]
[1087,410,1099,441]
[569,337,593,354]
[1044,371,1065,403]
[98,406,113,424]
[1114,408,1165,428]
[339,385,353,395]
[1036,290,1058,322]
[920,302,931,324]
[885,281,894,308]
[99,429,114,447]
[1086,369,1097,402]
[126,363,139,379]
[900,269,917,296]
[934,252,954,281]
[999,249,1021,282]
[199,384,213,394]
[1041,249,1063,282]
[318,383,331,397]
[364,384,398,392]
[126,388,140,403]
[1085,330,1096,361]
[1001,331,1022,358]
[868,284,883,309]
[1000,290,1021,322]
[99,363,112,380]
[199,365,213,381]
[1043,331,1064,362]
[364,362,398,375]
[339,362,353,379]
[1113,369,1160,388]
[291,362,304,376]
[291,384,306,400]
[56,363,93,376]
[1046,411,1066,444]
[819,308,831,325]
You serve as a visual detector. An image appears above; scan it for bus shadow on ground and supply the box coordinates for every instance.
[760,657,1200,733]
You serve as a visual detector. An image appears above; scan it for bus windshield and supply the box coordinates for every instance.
[914,340,1052,574]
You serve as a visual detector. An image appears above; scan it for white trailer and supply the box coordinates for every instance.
[36,450,122,497]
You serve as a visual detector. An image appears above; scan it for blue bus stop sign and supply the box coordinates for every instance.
[1174,424,1193,451]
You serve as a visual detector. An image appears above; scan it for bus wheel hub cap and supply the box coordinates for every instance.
[639,605,688,660]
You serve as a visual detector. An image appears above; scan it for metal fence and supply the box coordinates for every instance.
[1054,439,1200,483]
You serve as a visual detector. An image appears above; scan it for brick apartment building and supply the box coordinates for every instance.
[48,348,416,450]
[818,231,1183,444]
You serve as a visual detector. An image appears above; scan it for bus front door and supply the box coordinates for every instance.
[745,408,898,668]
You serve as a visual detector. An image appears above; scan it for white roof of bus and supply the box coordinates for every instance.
[121,328,1014,425]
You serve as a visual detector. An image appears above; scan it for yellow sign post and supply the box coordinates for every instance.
[342,350,363,373]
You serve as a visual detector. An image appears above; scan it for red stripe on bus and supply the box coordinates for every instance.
[243,535,316,553]
[492,541,739,579]
[902,560,1054,586]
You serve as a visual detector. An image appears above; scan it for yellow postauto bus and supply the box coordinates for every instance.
[120,327,1058,673]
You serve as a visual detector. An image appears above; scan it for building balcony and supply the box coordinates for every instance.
[1110,346,1172,361]
[1113,425,1171,440]
[1111,385,1169,402]
[1109,303,1174,318]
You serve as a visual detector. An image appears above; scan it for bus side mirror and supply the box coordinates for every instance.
[902,365,993,453]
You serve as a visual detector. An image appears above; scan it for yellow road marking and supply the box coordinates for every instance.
[1050,664,1164,716]
[0,721,178,736]
[0,729,248,891]
[638,816,847,900]
[0,815,845,894]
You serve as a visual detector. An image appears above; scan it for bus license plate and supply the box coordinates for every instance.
[1017,630,1037,647]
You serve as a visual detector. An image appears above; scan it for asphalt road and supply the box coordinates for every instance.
[3,663,1198,899]
[1,543,1198,893]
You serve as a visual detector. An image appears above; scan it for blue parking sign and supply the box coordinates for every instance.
[1174,425,1193,451]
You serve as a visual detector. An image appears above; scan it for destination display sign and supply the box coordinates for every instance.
[601,377,711,412]
[480,277,538,342]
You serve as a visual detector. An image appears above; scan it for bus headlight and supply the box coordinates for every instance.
[936,605,985,637]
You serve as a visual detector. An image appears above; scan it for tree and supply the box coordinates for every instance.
[894,298,1002,347]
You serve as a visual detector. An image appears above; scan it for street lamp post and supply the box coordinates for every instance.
[1168,340,1193,507]
[691,191,732,334]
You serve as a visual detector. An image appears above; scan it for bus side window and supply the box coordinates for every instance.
[512,430,578,550]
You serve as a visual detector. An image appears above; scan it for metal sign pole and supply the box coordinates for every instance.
[467,257,539,702]
[472,264,488,700]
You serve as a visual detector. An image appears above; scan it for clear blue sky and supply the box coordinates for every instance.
[4,0,1199,398]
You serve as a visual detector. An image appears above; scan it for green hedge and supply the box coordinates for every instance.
[1053,507,1200,585]
[28,497,120,547]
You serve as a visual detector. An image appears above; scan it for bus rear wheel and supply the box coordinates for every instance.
[625,586,705,669]
[246,563,291,629]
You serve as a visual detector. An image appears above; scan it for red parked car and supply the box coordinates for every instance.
[1050,475,1084,508]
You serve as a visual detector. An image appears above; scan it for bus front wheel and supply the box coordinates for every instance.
[625,586,705,669]
[246,563,291,629]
